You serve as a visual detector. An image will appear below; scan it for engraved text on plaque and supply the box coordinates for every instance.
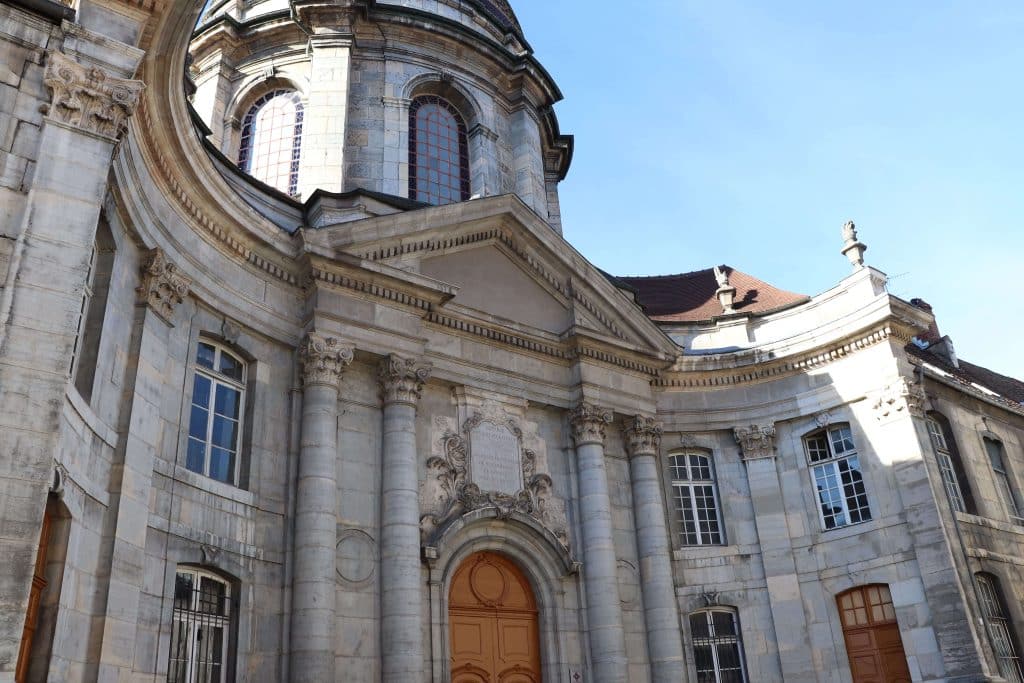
[469,421,522,495]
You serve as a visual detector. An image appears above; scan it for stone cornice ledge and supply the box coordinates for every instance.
[301,252,458,312]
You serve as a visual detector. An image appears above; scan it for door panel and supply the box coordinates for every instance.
[838,586,913,683]
[450,552,541,683]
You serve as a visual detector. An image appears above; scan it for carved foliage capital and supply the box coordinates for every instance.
[137,248,191,323]
[570,403,613,446]
[734,424,777,460]
[872,377,927,421]
[43,51,145,140]
[299,333,354,389]
[378,354,432,405]
[624,415,662,458]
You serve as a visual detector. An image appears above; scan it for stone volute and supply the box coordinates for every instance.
[569,403,614,446]
[298,333,354,388]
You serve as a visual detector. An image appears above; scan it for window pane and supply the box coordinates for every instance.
[712,610,737,636]
[211,415,238,450]
[218,352,243,382]
[209,447,234,483]
[214,385,241,420]
[189,405,210,440]
[197,343,216,369]
[690,613,710,639]
[192,374,212,408]
[830,425,855,455]
[806,434,829,463]
[241,91,303,195]
[186,438,207,474]
[409,96,469,205]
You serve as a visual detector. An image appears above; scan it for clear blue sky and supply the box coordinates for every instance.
[514,1,1024,380]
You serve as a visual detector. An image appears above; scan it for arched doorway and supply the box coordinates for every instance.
[837,584,912,683]
[449,551,541,682]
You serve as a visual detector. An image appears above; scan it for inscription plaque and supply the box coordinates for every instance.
[469,421,522,495]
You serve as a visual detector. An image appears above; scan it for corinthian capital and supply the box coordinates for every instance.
[624,415,662,458]
[137,248,191,324]
[378,354,431,405]
[733,424,777,460]
[299,333,354,389]
[570,403,613,447]
[43,51,145,140]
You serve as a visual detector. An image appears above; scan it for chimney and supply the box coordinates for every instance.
[910,298,958,368]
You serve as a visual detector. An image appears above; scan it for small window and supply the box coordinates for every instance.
[804,424,872,530]
[168,567,235,683]
[984,438,1024,525]
[669,453,723,546]
[408,95,470,205]
[976,573,1024,683]
[186,341,245,485]
[689,609,747,683]
[238,89,304,196]
[926,414,974,514]
[70,214,115,402]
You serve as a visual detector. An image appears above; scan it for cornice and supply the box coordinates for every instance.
[656,323,906,389]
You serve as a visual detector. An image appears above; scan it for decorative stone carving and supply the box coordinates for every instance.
[814,410,833,428]
[299,333,354,388]
[872,377,927,420]
[420,410,569,548]
[43,51,145,140]
[714,265,737,314]
[841,220,867,270]
[702,591,721,608]
[378,354,431,405]
[733,424,777,460]
[624,415,662,457]
[465,409,525,495]
[50,461,67,497]
[570,403,613,446]
[137,248,191,324]
[221,318,241,344]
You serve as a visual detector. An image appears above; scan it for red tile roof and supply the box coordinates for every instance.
[617,266,809,323]
[906,345,1024,407]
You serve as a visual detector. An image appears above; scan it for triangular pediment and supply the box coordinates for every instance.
[318,194,681,367]
[421,245,570,334]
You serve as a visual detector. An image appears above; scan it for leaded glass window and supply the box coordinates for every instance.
[408,95,470,205]
[689,609,747,683]
[238,90,303,196]
[805,424,872,530]
[670,453,723,546]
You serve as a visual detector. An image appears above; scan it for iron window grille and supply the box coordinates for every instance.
[689,609,748,683]
[976,573,1024,683]
[186,341,245,485]
[804,424,872,530]
[168,568,236,683]
[408,95,470,206]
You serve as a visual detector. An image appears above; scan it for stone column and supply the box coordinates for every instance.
[378,355,431,682]
[734,424,815,680]
[570,403,628,683]
[624,416,685,682]
[290,333,353,683]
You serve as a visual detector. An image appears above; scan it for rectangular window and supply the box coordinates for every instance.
[187,341,245,485]
[985,439,1024,525]
[690,609,747,683]
[168,568,233,683]
[670,453,723,546]
[927,417,967,513]
[805,425,872,530]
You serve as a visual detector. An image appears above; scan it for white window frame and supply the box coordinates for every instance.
[168,567,232,683]
[689,608,748,683]
[926,416,967,513]
[186,341,246,485]
[669,452,724,546]
[984,438,1024,525]
[977,574,1024,683]
[804,424,872,530]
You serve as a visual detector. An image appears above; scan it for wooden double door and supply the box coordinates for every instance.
[838,585,912,683]
[449,552,541,683]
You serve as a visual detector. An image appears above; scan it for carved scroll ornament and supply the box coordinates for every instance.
[624,415,662,457]
[570,403,613,446]
[733,424,777,460]
[378,355,431,405]
[43,51,145,140]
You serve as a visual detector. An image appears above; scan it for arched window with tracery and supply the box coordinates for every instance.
[409,95,470,205]
[238,90,303,196]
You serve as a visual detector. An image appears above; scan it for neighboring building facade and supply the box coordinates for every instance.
[1,1,1023,682]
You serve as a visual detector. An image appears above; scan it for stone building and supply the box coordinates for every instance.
[1,0,1023,682]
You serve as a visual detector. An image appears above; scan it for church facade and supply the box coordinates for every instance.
[2,1,1024,682]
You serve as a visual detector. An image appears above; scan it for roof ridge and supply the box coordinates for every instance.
[617,265,724,280]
